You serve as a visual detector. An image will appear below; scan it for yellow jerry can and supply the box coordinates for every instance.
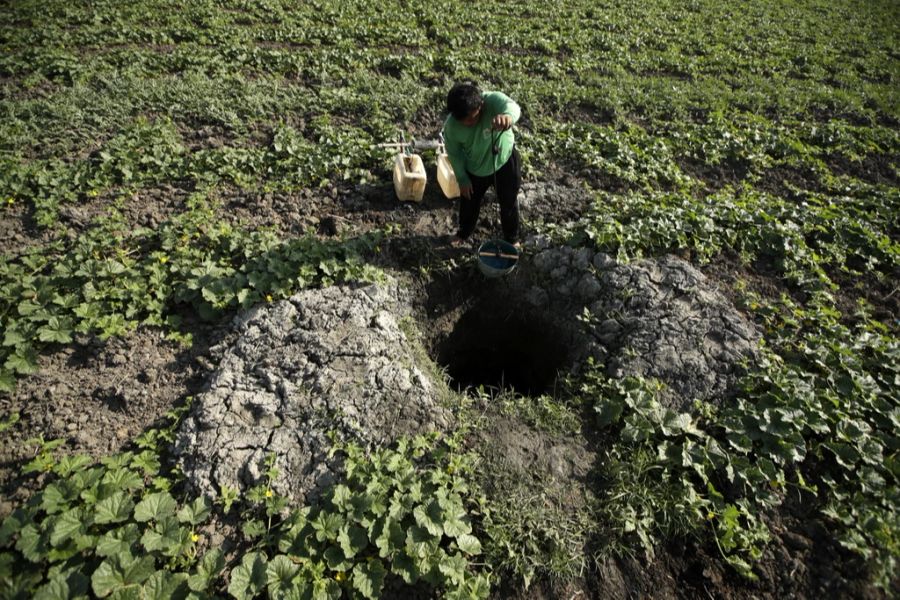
[436,150,460,199]
[393,153,426,202]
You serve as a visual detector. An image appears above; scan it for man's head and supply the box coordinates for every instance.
[447,82,483,126]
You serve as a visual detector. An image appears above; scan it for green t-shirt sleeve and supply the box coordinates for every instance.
[485,91,521,123]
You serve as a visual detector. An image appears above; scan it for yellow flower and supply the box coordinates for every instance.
[266,295,273,303]
[334,571,346,582]
[5,198,13,205]
[706,512,715,520]
[159,256,169,264]
[265,489,273,498]
[191,532,200,543]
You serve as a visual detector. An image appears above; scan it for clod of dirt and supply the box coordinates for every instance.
[175,282,450,503]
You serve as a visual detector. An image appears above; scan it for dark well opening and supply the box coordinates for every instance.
[436,303,571,396]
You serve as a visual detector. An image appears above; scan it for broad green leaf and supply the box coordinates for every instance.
[96,524,140,558]
[595,397,625,427]
[91,553,155,598]
[5,349,39,375]
[34,577,69,600]
[130,451,161,475]
[188,547,225,592]
[54,454,93,477]
[351,559,386,600]
[0,509,29,546]
[726,431,753,453]
[405,525,438,560]
[40,482,74,514]
[2,327,26,347]
[823,441,860,469]
[331,484,352,511]
[16,523,49,562]
[73,465,106,494]
[134,491,177,522]
[660,411,694,436]
[391,551,418,584]
[102,467,143,492]
[177,496,211,525]
[373,517,405,558]
[0,369,14,392]
[81,481,120,507]
[310,511,343,542]
[337,524,368,559]
[95,492,135,525]
[441,501,471,538]
[50,507,86,547]
[455,533,482,556]
[142,570,189,600]
[266,554,300,592]
[17,300,42,317]
[141,516,186,555]
[437,552,468,587]
[110,585,141,600]
[37,316,74,344]
[458,573,492,599]
[310,578,341,600]
[227,552,267,600]
[323,545,352,571]
[241,518,266,539]
[413,502,443,538]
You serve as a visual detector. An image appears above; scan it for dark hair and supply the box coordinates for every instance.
[446,82,483,120]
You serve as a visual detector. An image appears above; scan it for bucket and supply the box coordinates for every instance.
[393,153,426,202]
[477,239,519,278]
[436,150,460,199]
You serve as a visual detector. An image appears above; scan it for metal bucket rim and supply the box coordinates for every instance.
[476,239,519,278]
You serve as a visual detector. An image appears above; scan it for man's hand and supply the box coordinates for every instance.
[459,184,473,199]
[491,114,513,131]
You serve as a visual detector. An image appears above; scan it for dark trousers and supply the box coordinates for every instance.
[457,147,521,244]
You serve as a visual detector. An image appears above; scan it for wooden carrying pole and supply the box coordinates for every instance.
[478,251,519,260]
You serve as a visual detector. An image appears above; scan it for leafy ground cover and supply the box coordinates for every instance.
[1,0,898,597]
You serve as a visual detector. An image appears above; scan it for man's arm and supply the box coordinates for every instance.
[444,135,471,187]
[486,91,520,127]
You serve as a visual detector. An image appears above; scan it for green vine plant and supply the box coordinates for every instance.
[0,191,385,392]
[0,408,491,599]
[581,288,898,588]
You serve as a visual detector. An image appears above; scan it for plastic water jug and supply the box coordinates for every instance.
[436,150,460,199]
[393,154,426,202]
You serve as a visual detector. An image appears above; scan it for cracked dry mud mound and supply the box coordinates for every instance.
[175,282,449,504]
[526,246,762,411]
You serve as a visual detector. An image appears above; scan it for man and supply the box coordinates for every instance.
[442,82,522,247]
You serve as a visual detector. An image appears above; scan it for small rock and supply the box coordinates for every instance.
[550,266,568,280]
[782,531,812,552]
[576,274,603,300]
[109,352,128,367]
[599,319,621,334]
[593,252,616,270]
[573,248,593,270]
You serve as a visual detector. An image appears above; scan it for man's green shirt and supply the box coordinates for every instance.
[442,91,521,187]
